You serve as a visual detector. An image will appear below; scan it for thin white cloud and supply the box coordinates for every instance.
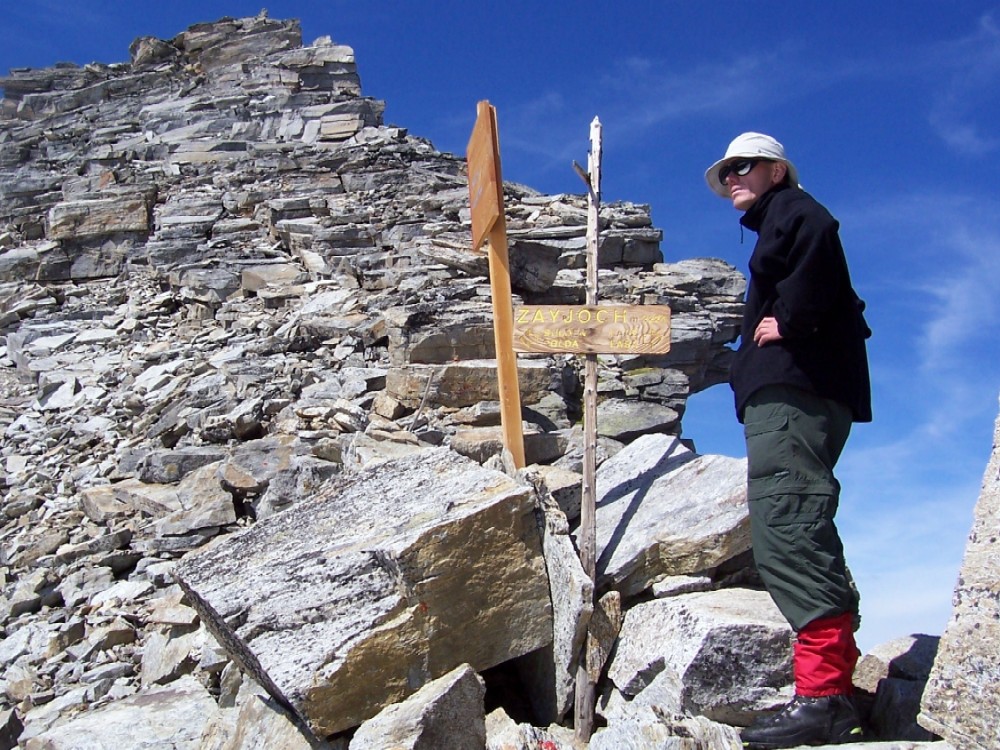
[475,49,796,186]
[594,53,775,127]
[919,229,1000,375]
[933,122,999,156]
[485,12,1000,181]
[854,561,960,650]
[840,477,981,650]
[822,182,998,649]
[841,190,1000,384]
[926,12,1000,156]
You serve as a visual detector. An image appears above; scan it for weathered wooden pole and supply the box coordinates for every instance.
[504,118,669,739]
[574,116,602,741]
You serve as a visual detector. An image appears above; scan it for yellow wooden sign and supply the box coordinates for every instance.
[513,304,671,355]
[465,101,525,468]
[466,104,503,252]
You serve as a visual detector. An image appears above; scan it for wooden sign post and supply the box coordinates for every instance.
[558,120,668,742]
[577,117,602,742]
[468,110,671,740]
[467,101,525,468]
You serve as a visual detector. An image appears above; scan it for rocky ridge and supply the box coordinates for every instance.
[0,12,989,750]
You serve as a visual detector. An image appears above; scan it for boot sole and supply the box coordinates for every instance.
[741,725,863,749]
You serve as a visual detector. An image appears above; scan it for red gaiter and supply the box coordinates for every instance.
[794,612,859,697]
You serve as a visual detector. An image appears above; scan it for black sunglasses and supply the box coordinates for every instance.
[718,158,765,183]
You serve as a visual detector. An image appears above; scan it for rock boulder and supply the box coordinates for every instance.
[174,448,551,736]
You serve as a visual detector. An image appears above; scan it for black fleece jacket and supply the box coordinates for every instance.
[730,184,872,423]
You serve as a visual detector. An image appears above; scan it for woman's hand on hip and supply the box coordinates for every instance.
[754,316,784,346]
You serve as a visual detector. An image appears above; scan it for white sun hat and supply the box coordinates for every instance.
[705,132,799,198]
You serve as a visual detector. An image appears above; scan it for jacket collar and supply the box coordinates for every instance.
[739,183,790,233]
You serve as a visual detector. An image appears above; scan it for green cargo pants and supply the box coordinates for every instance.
[743,384,859,632]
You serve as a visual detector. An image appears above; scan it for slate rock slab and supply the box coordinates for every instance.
[174,448,552,737]
[22,675,219,750]
[919,403,1000,749]
[592,433,749,596]
[349,663,486,750]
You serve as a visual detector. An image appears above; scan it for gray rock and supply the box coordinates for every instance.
[596,397,680,441]
[553,425,625,474]
[603,589,793,725]
[385,359,560,409]
[22,675,219,750]
[139,626,201,687]
[385,304,496,365]
[340,431,428,469]
[0,707,23,750]
[651,574,715,598]
[590,705,742,749]
[507,237,564,292]
[205,680,335,749]
[111,463,236,549]
[135,447,228,484]
[531,464,583,521]
[855,633,939,694]
[129,36,180,68]
[55,566,115,608]
[253,454,341,519]
[216,436,302,496]
[450,425,568,466]
[0,621,50,676]
[919,399,1000,749]
[18,686,95,746]
[485,707,577,749]
[174,448,551,736]
[46,194,151,240]
[349,664,486,750]
[174,15,302,73]
[513,485,592,725]
[592,433,749,596]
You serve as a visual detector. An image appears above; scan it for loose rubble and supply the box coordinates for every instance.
[0,11,990,750]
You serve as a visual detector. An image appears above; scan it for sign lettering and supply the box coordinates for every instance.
[513,305,672,355]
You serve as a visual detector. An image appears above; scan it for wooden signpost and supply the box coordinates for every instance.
[466,107,671,741]
[467,101,525,468]
[467,101,503,254]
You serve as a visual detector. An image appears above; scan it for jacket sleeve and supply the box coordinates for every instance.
[771,211,848,339]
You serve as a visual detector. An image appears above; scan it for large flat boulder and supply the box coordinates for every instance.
[174,448,552,737]
[592,433,749,596]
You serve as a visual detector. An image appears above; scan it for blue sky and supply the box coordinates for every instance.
[3,1,999,653]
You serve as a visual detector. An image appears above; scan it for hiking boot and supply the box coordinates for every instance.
[740,694,863,748]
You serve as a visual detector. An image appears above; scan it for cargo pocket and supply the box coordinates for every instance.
[744,414,791,500]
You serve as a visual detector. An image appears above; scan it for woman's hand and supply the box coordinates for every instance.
[754,316,784,346]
